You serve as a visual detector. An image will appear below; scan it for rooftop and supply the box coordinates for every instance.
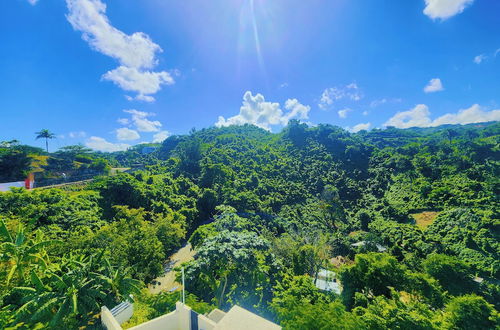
[101,301,281,330]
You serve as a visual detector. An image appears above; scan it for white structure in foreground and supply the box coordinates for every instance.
[102,301,281,330]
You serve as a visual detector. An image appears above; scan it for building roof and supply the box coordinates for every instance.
[315,278,341,294]
[214,305,280,330]
[351,241,387,252]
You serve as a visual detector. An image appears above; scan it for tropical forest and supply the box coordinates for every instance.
[0,121,498,329]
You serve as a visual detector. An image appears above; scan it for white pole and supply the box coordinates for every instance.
[182,267,185,304]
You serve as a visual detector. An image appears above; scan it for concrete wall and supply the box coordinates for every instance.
[128,303,192,330]
[101,306,123,330]
[198,314,217,330]
[129,311,179,330]
[0,181,25,192]
[114,303,134,324]
[176,302,191,329]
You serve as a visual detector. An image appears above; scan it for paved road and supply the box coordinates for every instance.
[148,243,196,294]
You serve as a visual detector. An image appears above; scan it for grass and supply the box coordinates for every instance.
[411,211,440,230]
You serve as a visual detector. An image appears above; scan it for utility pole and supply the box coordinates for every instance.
[182,267,185,304]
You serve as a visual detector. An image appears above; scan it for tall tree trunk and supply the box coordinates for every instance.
[45,138,48,153]
[219,275,228,308]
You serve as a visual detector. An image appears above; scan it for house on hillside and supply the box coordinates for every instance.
[314,268,341,295]
[351,241,387,252]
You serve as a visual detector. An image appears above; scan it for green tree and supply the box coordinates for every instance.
[12,253,141,328]
[441,294,499,330]
[422,253,474,296]
[271,275,364,330]
[0,148,32,182]
[0,219,55,285]
[184,230,279,310]
[339,253,407,308]
[35,129,56,153]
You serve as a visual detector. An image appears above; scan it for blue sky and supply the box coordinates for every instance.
[1,0,499,151]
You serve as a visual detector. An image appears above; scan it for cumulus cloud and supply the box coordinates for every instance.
[66,0,174,100]
[338,108,352,119]
[102,66,174,101]
[123,109,162,132]
[215,91,311,131]
[423,0,474,20]
[424,78,444,93]
[319,83,362,110]
[86,136,130,152]
[384,104,432,128]
[431,104,500,126]
[282,99,311,123]
[153,130,171,143]
[350,123,371,133]
[384,104,500,128]
[473,54,487,64]
[27,0,39,5]
[116,127,140,141]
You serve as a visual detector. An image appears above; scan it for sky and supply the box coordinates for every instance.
[1,0,499,151]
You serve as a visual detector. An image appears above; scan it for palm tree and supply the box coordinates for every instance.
[35,129,56,153]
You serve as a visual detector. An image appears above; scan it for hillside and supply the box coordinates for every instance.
[0,121,499,329]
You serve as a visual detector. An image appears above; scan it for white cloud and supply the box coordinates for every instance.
[279,82,289,89]
[282,99,311,123]
[338,108,351,119]
[86,136,130,152]
[102,66,173,101]
[27,0,39,5]
[216,91,310,131]
[370,98,402,108]
[116,127,140,141]
[350,122,371,133]
[384,104,432,128]
[66,0,174,100]
[117,118,129,125]
[370,98,387,108]
[319,83,362,110]
[473,54,487,64]
[362,110,369,116]
[424,78,444,93]
[135,94,156,102]
[495,49,500,57]
[66,0,160,69]
[123,109,162,132]
[431,104,500,126]
[153,130,171,143]
[423,0,474,20]
[68,131,87,138]
[384,104,500,128]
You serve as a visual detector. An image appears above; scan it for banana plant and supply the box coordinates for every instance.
[0,219,55,286]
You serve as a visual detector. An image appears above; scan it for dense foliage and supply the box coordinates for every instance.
[0,121,499,329]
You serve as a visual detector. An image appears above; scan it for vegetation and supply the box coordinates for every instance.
[0,121,499,329]
[35,129,56,153]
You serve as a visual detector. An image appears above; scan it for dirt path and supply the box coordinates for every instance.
[148,243,196,294]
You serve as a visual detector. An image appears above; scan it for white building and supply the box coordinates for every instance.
[101,301,281,330]
[315,269,341,295]
[351,241,387,252]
